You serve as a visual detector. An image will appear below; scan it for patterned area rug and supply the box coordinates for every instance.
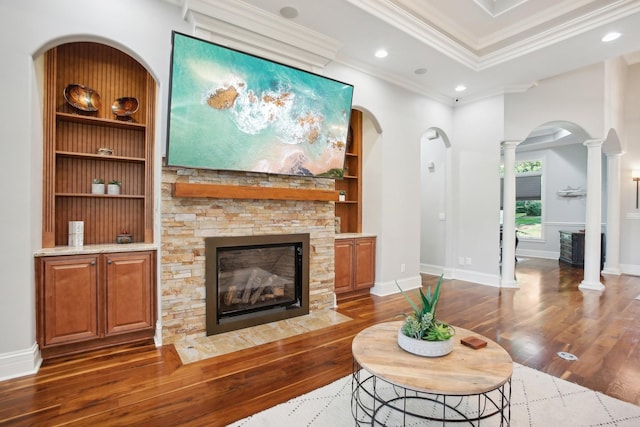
[230,363,640,426]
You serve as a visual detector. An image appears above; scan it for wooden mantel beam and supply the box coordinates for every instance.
[173,182,339,202]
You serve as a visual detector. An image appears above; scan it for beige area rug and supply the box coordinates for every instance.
[230,363,640,426]
[174,309,352,364]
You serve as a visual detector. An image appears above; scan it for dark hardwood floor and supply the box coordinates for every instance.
[0,258,638,426]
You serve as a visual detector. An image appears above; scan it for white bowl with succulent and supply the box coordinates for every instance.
[396,275,454,357]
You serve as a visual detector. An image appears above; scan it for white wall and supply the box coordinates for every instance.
[621,63,640,272]
[420,134,449,271]
[450,96,505,285]
[504,64,605,141]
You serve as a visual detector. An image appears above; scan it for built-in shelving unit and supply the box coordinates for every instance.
[37,42,157,359]
[335,109,362,233]
[42,42,155,247]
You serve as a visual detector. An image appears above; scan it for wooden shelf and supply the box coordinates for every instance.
[55,193,145,199]
[173,182,340,202]
[56,112,146,130]
[56,151,145,163]
[42,42,155,247]
[335,109,363,233]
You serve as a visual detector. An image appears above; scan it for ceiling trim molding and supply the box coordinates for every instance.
[476,0,597,49]
[624,51,640,64]
[472,0,529,18]
[347,0,640,71]
[346,0,480,68]
[480,0,640,69]
[333,55,454,105]
[184,0,342,71]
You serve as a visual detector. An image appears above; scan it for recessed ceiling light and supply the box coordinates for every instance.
[279,6,299,19]
[414,68,428,75]
[602,32,621,42]
[455,85,467,92]
[374,49,388,59]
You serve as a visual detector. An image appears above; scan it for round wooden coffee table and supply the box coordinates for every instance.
[351,321,513,426]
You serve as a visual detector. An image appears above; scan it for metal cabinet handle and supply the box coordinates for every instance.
[107,260,113,264]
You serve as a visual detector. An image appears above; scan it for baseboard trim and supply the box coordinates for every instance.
[370,275,422,297]
[421,264,501,287]
[0,342,42,381]
[516,249,559,259]
[452,269,501,287]
[620,263,640,277]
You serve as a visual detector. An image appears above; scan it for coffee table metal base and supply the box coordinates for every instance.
[351,360,512,426]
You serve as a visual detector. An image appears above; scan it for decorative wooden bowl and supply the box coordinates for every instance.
[63,84,102,112]
[111,97,139,117]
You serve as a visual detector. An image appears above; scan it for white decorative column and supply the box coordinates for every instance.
[602,152,623,275]
[501,141,520,288]
[579,140,605,291]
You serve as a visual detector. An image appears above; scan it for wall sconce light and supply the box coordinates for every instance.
[633,170,640,209]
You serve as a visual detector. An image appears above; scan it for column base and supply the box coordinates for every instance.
[578,280,605,291]
[500,279,519,288]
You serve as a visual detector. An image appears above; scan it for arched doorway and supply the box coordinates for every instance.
[420,127,452,277]
[502,120,613,289]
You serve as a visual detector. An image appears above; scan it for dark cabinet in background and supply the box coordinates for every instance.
[559,231,605,269]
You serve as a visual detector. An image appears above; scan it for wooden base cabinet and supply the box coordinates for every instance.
[36,250,156,359]
[335,236,376,300]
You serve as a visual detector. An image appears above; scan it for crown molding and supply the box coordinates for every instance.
[472,0,529,18]
[347,0,640,71]
[183,0,342,71]
[624,50,640,64]
[332,54,454,106]
[346,0,480,69]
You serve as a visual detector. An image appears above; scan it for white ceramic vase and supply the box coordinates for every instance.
[397,328,453,357]
[91,183,105,194]
[107,184,121,195]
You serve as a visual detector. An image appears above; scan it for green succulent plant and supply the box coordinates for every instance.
[396,274,454,341]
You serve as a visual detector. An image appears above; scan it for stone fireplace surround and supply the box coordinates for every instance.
[161,167,336,344]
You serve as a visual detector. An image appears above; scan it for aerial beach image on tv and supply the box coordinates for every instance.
[166,32,354,178]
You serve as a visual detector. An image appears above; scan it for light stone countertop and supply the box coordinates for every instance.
[34,243,158,257]
[335,233,377,239]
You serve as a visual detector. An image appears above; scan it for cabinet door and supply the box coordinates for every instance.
[354,238,376,290]
[334,239,355,294]
[105,251,154,335]
[43,256,99,346]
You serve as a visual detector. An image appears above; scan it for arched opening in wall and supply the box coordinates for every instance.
[502,121,597,262]
[420,127,451,276]
[335,107,381,235]
[358,107,383,237]
[335,106,382,236]
[39,41,157,248]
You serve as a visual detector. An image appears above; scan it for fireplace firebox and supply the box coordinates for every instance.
[205,234,309,335]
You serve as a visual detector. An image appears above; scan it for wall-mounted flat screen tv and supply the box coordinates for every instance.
[166,32,354,178]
